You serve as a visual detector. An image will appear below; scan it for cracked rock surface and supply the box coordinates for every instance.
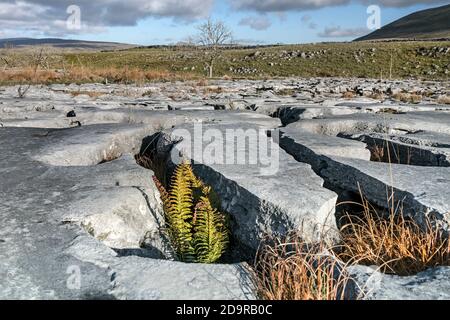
[1,79,449,300]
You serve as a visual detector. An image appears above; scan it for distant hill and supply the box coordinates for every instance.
[0,38,136,51]
[356,4,450,41]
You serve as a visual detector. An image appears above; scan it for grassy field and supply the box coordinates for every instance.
[0,41,449,85]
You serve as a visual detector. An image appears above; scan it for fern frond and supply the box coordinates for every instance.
[166,163,195,261]
[193,195,229,264]
[182,162,204,188]
[156,161,229,264]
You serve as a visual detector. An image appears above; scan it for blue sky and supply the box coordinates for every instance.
[0,0,448,44]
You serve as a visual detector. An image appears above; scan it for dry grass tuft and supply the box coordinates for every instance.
[276,88,297,96]
[377,108,404,115]
[69,90,105,99]
[196,79,209,86]
[253,186,450,300]
[437,95,450,105]
[392,92,422,104]
[337,193,450,276]
[369,144,385,162]
[0,68,59,83]
[342,91,355,99]
[253,235,353,300]
[203,86,224,94]
[0,66,194,85]
[366,92,385,100]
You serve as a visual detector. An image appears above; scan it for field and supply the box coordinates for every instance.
[0,41,449,85]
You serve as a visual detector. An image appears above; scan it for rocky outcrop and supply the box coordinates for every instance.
[0,80,449,300]
[161,123,339,256]
[279,114,450,232]
[349,265,450,300]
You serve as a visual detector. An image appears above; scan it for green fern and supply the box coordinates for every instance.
[166,163,195,261]
[153,162,228,264]
[193,187,229,263]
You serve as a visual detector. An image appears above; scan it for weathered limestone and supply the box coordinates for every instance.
[163,123,339,255]
[1,79,449,300]
[280,123,450,231]
[0,125,255,299]
[345,131,450,167]
[66,235,256,300]
[291,112,450,136]
[349,265,450,300]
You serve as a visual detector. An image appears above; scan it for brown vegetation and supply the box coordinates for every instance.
[253,234,352,300]
[0,66,196,85]
[337,193,450,276]
[437,95,450,104]
[392,92,423,104]
[342,91,356,99]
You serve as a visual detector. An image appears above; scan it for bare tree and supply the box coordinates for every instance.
[17,48,47,99]
[197,18,233,78]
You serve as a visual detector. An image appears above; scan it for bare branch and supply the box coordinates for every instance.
[196,18,233,49]
[195,18,233,78]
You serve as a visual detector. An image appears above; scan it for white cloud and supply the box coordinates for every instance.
[239,15,272,30]
[0,0,213,37]
[229,0,445,12]
[318,25,369,37]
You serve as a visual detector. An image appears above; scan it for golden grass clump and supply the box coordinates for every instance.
[0,68,59,83]
[0,65,194,85]
[69,90,105,99]
[338,194,450,276]
[392,92,422,104]
[342,91,356,99]
[253,235,352,300]
[366,92,385,100]
[437,95,450,105]
[203,86,224,94]
[196,79,209,86]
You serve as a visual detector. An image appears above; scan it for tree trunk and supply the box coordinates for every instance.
[209,60,214,78]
